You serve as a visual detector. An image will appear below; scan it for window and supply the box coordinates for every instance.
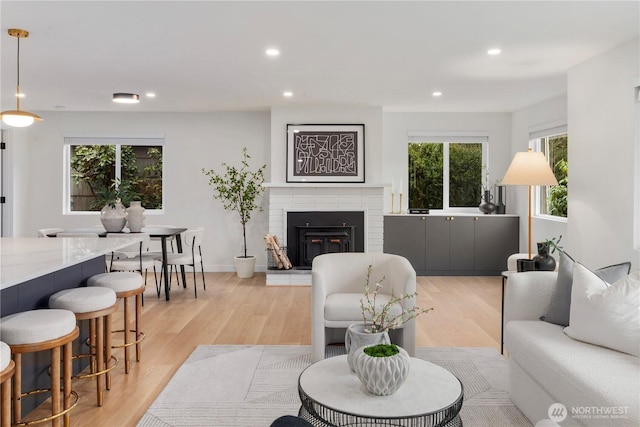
[529,124,568,218]
[408,132,488,210]
[64,136,164,213]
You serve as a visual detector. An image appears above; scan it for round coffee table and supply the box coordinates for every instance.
[298,355,463,426]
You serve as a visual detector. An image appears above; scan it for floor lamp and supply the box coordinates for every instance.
[501,148,558,260]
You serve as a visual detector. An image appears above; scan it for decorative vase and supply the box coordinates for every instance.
[126,201,146,232]
[354,345,410,396]
[533,243,556,271]
[100,202,127,232]
[345,323,390,373]
[478,190,497,214]
[234,255,256,278]
[495,185,506,214]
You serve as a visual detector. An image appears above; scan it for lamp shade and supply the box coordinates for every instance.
[1,109,43,127]
[501,149,558,186]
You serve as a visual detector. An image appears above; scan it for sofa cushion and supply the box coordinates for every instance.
[324,293,402,323]
[505,320,640,423]
[541,252,631,326]
[564,264,640,357]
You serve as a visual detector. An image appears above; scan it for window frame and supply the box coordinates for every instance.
[63,134,165,215]
[634,83,640,250]
[407,131,489,213]
[528,122,568,222]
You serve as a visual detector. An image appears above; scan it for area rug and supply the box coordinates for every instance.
[137,345,532,427]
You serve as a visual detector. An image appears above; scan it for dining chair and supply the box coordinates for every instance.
[106,233,157,289]
[157,228,206,298]
[36,227,65,238]
[146,224,178,255]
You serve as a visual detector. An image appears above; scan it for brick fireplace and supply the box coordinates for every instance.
[265,184,385,285]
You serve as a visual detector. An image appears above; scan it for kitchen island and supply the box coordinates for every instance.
[0,236,141,416]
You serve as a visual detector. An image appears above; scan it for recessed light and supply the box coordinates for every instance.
[487,48,502,56]
[266,48,280,57]
[146,92,156,98]
[113,93,140,104]
[283,91,293,97]
[432,91,442,97]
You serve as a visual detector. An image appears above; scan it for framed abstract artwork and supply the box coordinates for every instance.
[286,124,365,183]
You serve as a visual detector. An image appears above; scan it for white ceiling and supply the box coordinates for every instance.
[1,1,638,114]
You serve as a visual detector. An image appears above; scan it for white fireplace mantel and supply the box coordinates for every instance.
[263,182,389,189]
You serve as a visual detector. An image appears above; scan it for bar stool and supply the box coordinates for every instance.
[0,309,79,427]
[49,287,118,406]
[1,341,15,427]
[87,272,145,373]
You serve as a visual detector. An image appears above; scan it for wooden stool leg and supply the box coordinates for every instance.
[12,354,21,426]
[123,297,130,374]
[136,293,142,362]
[105,312,113,390]
[51,346,61,427]
[89,318,97,374]
[63,341,72,427]
[96,316,104,406]
[1,366,12,427]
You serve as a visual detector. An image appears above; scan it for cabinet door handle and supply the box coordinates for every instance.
[450,217,454,221]
[475,217,479,221]
[421,217,426,220]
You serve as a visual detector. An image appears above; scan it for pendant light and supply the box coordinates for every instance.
[0,29,42,127]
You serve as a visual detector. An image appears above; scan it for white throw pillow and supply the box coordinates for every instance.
[564,263,640,357]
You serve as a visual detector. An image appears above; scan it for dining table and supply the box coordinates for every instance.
[49,226,187,301]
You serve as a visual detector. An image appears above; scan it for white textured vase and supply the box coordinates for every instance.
[126,201,146,232]
[345,323,390,373]
[100,202,127,232]
[354,345,410,396]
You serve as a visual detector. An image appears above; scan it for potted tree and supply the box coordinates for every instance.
[202,147,266,278]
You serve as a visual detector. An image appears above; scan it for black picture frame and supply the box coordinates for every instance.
[286,124,365,183]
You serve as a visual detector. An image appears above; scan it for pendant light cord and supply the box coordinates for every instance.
[16,35,21,109]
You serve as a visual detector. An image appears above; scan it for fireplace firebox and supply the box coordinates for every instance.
[287,211,365,269]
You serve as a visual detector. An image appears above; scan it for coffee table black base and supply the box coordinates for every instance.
[298,404,463,427]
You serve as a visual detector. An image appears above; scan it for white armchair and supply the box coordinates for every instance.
[311,252,417,362]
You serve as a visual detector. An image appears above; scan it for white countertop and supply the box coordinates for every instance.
[0,237,142,290]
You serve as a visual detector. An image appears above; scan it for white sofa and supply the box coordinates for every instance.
[504,271,639,426]
[311,252,417,363]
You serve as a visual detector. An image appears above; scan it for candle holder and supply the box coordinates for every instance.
[398,194,403,214]
[391,192,395,214]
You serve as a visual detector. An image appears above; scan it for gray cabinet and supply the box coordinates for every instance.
[383,215,426,271]
[384,215,519,275]
[425,216,474,271]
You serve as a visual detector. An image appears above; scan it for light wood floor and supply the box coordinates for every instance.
[25,272,503,426]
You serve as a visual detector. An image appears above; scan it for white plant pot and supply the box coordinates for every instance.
[354,345,411,396]
[234,255,256,278]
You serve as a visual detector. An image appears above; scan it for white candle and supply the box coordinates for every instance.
[399,179,403,195]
